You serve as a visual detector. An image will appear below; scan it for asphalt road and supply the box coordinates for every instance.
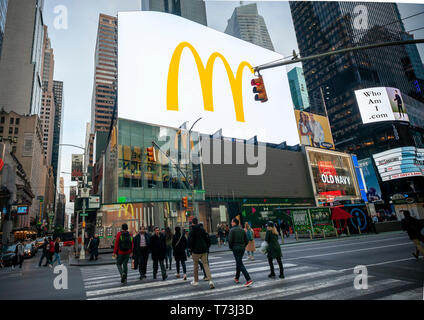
[1,231,423,300]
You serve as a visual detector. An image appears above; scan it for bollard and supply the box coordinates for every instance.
[295,231,298,241]
[323,230,326,239]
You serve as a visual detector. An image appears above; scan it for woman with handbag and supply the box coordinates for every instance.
[244,222,256,260]
[172,226,187,280]
[265,221,285,279]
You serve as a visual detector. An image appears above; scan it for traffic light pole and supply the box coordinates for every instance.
[254,39,424,72]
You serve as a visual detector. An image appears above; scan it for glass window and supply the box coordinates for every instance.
[10,118,14,125]
[0,117,4,124]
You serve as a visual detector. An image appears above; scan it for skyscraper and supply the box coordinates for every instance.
[225,3,274,51]
[288,67,310,111]
[0,0,44,115]
[0,0,8,59]
[91,14,117,136]
[52,80,64,183]
[141,0,207,25]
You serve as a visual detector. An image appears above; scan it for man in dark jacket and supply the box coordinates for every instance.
[188,217,214,289]
[113,224,133,284]
[89,235,100,261]
[401,210,424,259]
[38,238,49,267]
[133,226,151,280]
[228,218,253,287]
[150,227,168,280]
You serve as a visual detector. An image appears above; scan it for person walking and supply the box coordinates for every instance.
[51,237,62,266]
[165,227,173,270]
[89,234,100,261]
[188,217,214,289]
[401,210,424,259]
[112,223,134,284]
[229,219,253,287]
[217,224,224,248]
[224,224,230,246]
[244,222,256,260]
[38,238,49,267]
[172,226,188,280]
[132,226,151,280]
[150,227,168,280]
[47,237,55,268]
[184,229,191,258]
[367,215,378,234]
[13,241,24,269]
[265,221,285,279]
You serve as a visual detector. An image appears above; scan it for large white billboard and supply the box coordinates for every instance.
[354,87,409,124]
[118,11,299,144]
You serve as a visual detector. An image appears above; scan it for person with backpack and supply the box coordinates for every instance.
[113,224,134,284]
[50,237,62,266]
[150,226,168,281]
[38,238,49,267]
[244,222,256,260]
[401,210,424,259]
[133,226,151,280]
[188,217,214,289]
[229,219,253,287]
[172,226,187,280]
[13,241,24,269]
[265,221,285,279]
[165,227,173,270]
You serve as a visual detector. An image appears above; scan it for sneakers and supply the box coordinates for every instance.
[183,274,187,281]
[234,278,240,284]
[279,274,285,279]
[153,274,157,280]
[191,281,199,286]
[203,276,209,281]
[48,264,52,268]
[176,273,181,278]
[162,274,168,281]
[209,281,215,289]
[268,273,276,278]
[244,280,253,287]
[121,273,127,283]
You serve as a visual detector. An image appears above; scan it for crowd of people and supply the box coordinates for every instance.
[111,218,287,288]
[38,237,62,268]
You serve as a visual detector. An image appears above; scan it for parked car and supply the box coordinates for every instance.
[23,243,36,258]
[0,245,16,267]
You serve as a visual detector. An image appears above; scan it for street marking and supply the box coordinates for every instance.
[337,257,416,272]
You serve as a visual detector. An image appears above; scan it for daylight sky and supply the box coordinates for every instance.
[41,0,424,214]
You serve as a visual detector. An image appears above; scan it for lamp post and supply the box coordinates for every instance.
[189,118,202,218]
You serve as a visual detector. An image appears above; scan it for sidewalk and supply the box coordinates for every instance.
[69,231,397,266]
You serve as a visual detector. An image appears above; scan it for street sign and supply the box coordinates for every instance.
[194,190,206,194]
[88,196,100,209]
[37,196,44,202]
[80,213,88,217]
[79,187,90,198]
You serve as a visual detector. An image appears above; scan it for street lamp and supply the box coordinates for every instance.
[189,118,202,218]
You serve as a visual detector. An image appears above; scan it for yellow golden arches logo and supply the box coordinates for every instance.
[118,203,135,218]
[167,42,255,122]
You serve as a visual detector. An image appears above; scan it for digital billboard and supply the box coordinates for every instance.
[294,110,334,149]
[71,154,83,181]
[358,158,383,202]
[373,147,424,182]
[354,87,409,124]
[118,12,299,144]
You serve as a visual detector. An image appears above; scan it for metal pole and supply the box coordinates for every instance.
[80,199,86,260]
[74,211,79,257]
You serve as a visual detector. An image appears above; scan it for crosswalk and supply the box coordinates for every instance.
[81,254,423,300]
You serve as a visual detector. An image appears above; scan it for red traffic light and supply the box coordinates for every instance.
[251,75,268,103]
[147,147,156,162]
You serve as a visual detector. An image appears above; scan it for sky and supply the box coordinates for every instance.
[41,0,424,214]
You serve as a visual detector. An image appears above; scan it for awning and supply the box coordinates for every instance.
[331,207,353,220]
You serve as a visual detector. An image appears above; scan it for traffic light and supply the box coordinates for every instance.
[82,221,86,228]
[251,75,268,103]
[147,146,156,162]
[182,196,188,208]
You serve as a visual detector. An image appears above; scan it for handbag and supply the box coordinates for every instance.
[260,241,269,254]
[131,258,136,270]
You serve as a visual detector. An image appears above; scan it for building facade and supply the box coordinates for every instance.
[288,67,310,110]
[0,0,8,59]
[141,0,207,25]
[0,0,44,116]
[225,3,274,51]
[52,80,64,183]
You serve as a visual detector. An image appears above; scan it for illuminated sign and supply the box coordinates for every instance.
[16,206,29,215]
[118,11,299,144]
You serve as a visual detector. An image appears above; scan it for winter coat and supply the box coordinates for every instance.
[228,225,248,251]
[265,230,282,259]
[133,233,151,257]
[245,229,256,252]
[113,231,134,256]
[188,224,210,254]
[54,242,60,253]
[172,233,187,261]
[150,233,167,260]
[401,217,423,240]
[49,241,55,253]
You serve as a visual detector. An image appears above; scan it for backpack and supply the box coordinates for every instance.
[247,229,253,241]
[119,232,132,251]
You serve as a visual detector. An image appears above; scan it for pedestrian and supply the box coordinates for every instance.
[112,223,134,284]
[197,223,210,281]
[47,237,55,268]
[184,229,191,258]
[265,221,285,279]
[367,215,378,234]
[244,222,256,260]
[229,218,253,287]
[38,237,49,267]
[51,237,62,266]
[13,241,24,269]
[217,224,224,248]
[172,226,187,280]
[224,224,230,245]
[276,222,281,237]
[89,235,100,261]
[165,227,173,270]
[150,226,168,280]
[401,210,424,259]
[132,225,151,280]
[188,217,214,289]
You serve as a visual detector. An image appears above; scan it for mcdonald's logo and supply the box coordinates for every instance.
[167,42,254,122]
[118,203,135,218]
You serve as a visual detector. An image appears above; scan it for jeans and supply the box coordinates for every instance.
[14,255,24,268]
[246,251,254,257]
[38,251,48,266]
[136,247,149,276]
[175,259,187,275]
[90,248,98,260]
[153,258,166,278]
[165,246,172,269]
[233,249,251,281]
[268,256,284,276]
[192,253,212,282]
[116,254,130,277]
[51,252,61,266]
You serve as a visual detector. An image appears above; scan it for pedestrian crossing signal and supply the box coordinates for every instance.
[251,75,268,103]
[147,146,156,162]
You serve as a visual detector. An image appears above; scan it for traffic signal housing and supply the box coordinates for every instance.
[147,146,156,162]
[182,196,188,208]
[251,75,268,103]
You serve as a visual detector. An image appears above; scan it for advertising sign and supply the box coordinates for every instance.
[71,154,83,181]
[294,110,334,149]
[118,11,299,144]
[372,147,424,182]
[16,205,29,216]
[354,87,409,124]
[69,186,77,202]
[306,147,361,204]
[358,158,383,202]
